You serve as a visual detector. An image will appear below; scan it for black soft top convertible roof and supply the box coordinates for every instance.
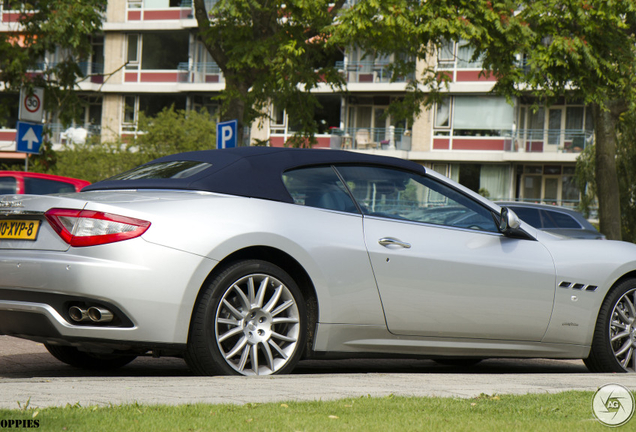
[83,147,426,203]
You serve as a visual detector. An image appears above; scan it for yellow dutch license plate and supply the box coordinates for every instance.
[0,220,41,240]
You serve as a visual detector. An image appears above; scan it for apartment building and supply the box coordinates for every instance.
[0,0,590,207]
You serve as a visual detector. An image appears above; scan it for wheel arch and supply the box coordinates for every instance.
[609,271,636,292]
[584,271,636,372]
[189,245,319,359]
[586,270,636,338]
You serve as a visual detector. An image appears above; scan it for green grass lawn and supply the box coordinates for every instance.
[0,392,625,431]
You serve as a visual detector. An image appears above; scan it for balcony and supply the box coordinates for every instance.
[126,0,197,21]
[79,62,105,84]
[431,129,593,153]
[336,61,413,84]
[177,62,224,84]
[124,68,189,83]
[330,127,411,151]
[0,5,34,24]
[505,129,593,153]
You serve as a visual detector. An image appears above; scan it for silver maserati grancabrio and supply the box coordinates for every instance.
[0,147,634,375]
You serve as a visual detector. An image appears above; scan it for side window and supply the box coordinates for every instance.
[544,210,582,229]
[335,166,498,232]
[24,177,75,194]
[282,166,358,214]
[0,177,17,194]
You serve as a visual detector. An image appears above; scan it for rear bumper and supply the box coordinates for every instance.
[0,238,218,347]
[0,309,186,354]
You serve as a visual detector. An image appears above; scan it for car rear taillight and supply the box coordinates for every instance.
[44,208,151,247]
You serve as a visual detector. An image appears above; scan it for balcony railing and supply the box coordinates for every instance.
[78,62,104,75]
[336,61,413,84]
[505,129,593,153]
[177,62,224,84]
[330,126,411,151]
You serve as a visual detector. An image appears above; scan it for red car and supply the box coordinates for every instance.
[0,171,90,195]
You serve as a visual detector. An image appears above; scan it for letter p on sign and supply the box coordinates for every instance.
[217,120,238,149]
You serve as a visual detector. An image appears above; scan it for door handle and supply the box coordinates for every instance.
[378,237,411,249]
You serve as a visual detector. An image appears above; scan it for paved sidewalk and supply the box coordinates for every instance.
[3,372,635,409]
[2,336,633,409]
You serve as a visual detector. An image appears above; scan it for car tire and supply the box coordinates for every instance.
[44,344,137,370]
[433,358,483,367]
[584,279,636,373]
[185,260,307,376]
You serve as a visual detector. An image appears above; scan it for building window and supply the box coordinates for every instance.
[123,96,138,131]
[141,31,189,69]
[437,39,484,70]
[126,34,140,70]
[431,164,449,176]
[131,0,187,8]
[516,164,579,207]
[191,95,219,119]
[0,93,19,128]
[270,95,341,136]
[343,47,411,83]
[433,96,514,137]
[270,105,286,135]
[122,94,187,132]
[434,97,451,128]
[126,31,189,71]
[516,103,593,153]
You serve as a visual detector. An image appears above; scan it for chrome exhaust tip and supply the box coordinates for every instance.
[87,306,114,323]
[69,306,88,322]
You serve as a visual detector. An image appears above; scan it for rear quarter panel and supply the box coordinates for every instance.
[81,191,387,328]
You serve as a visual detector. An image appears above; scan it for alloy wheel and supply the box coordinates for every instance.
[610,287,636,372]
[214,273,300,375]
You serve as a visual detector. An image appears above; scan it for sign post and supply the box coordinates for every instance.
[216,120,238,149]
[17,87,45,171]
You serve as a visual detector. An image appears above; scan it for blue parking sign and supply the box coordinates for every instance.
[217,120,238,149]
[16,121,43,154]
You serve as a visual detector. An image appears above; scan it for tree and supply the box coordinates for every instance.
[333,1,634,240]
[472,0,636,240]
[0,0,107,173]
[192,0,511,145]
[577,111,636,243]
[193,0,350,146]
[133,107,218,160]
[332,0,517,122]
[0,0,107,125]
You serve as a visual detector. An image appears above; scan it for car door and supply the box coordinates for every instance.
[335,166,557,342]
[281,165,386,326]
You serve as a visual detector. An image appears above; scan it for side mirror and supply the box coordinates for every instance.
[498,207,521,234]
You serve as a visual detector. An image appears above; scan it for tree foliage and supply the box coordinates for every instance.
[192,0,520,144]
[473,0,636,240]
[193,0,349,144]
[133,107,218,160]
[334,0,636,240]
[0,0,107,126]
[332,0,520,120]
